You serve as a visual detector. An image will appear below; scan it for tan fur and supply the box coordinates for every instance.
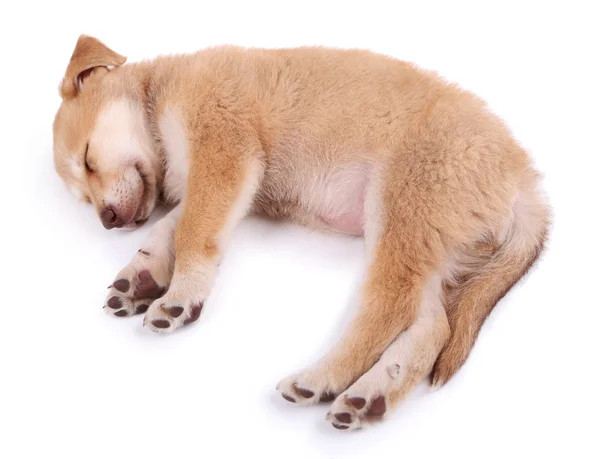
[53,36,551,430]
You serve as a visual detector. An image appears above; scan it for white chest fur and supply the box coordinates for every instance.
[159,106,189,203]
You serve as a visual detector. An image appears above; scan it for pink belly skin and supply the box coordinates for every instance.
[316,164,370,237]
[321,209,365,236]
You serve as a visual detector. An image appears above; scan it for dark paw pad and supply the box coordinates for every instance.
[183,303,203,325]
[107,296,122,310]
[347,397,366,410]
[293,385,314,399]
[366,395,386,418]
[166,306,184,318]
[319,392,336,403]
[114,310,129,317]
[134,270,164,299]
[135,304,149,314]
[332,423,349,430]
[151,319,171,329]
[281,393,296,403]
[335,412,352,424]
[112,279,130,293]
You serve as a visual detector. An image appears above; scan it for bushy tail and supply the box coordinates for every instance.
[431,178,550,386]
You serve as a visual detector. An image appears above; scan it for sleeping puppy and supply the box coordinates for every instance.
[53,35,550,430]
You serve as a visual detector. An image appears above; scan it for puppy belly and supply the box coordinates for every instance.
[316,164,371,237]
[320,207,365,236]
[259,161,371,236]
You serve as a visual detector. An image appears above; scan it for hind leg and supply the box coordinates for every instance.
[326,274,449,430]
[277,165,446,405]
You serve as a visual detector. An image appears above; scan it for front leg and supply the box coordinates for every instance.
[104,205,182,317]
[144,135,264,332]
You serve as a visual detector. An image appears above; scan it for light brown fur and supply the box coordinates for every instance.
[53,36,550,430]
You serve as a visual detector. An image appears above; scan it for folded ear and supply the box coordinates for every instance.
[60,35,127,100]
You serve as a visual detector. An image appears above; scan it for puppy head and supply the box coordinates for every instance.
[53,35,160,230]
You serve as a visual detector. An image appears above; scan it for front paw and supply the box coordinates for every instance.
[104,250,171,317]
[143,293,204,333]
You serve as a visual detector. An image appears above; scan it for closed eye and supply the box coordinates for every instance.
[84,143,93,173]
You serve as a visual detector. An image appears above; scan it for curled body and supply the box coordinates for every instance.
[53,36,550,430]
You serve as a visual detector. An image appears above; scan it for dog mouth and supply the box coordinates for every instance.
[132,164,152,224]
[99,164,155,230]
[119,164,153,229]
[120,217,147,230]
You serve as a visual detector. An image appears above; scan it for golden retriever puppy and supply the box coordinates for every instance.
[53,36,550,430]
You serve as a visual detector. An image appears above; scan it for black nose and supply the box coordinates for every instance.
[100,206,122,229]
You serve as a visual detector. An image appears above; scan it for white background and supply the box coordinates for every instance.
[1,1,599,458]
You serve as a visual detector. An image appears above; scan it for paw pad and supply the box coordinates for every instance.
[134,270,165,299]
[282,394,296,403]
[183,303,203,324]
[166,306,184,318]
[332,423,349,430]
[319,392,336,402]
[294,385,315,399]
[347,397,366,409]
[107,297,122,309]
[328,393,388,431]
[135,304,149,314]
[112,279,130,293]
[279,382,335,405]
[143,300,205,333]
[365,395,386,418]
[335,412,352,424]
[150,319,171,329]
